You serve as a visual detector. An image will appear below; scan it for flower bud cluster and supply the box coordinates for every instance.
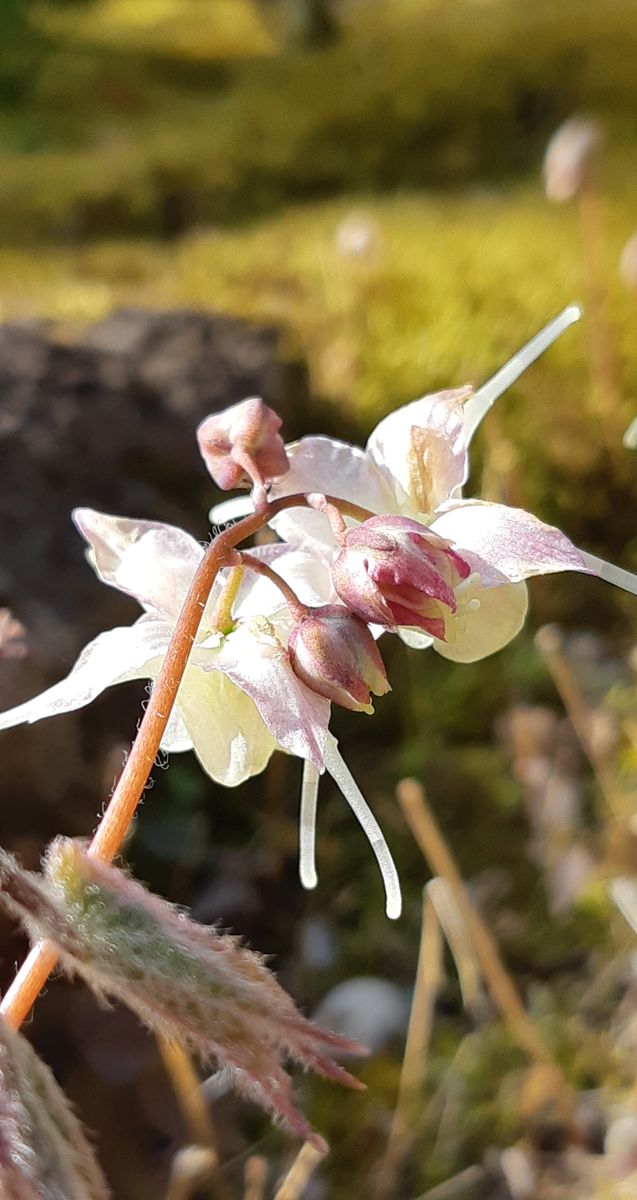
[283,516,470,711]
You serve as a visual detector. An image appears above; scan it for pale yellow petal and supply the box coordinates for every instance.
[434,580,528,663]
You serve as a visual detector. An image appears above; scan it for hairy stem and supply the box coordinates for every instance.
[1,491,358,1030]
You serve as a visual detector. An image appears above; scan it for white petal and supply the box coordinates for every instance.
[202,621,330,769]
[579,552,637,599]
[73,508,203,620]
[299,760,320,890]
[233,545,336,622]
[160,704,193,754]
[175,665,276,786]
[434,579,528,663]
[209,496,255,525]
[269,436,396,552]
[367,389,472,514]
[398,628,434,650]
[0,618,170,731]
[324,734,401,919]
[463,306,582,446]
[430,499,589,583]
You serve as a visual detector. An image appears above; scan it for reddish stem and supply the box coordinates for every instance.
[0,492,371,1029]
[239,552,309,621]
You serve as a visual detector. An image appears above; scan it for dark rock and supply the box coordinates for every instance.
[0,308,312,831]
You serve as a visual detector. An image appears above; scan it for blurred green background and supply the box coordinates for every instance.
[4,1,637,1197]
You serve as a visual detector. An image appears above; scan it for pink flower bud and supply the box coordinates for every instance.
[288,605,390,714]
[332,515,471,639]
[543,116,602,203]
[197,397,289,491]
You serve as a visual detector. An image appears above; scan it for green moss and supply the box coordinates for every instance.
[1,0,636,238]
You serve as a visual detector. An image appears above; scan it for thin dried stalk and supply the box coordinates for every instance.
[243,1156,268,1200]
[534,625,624,821]
[374,891,443,1200]
[165,1147,219,1200]
[411,1164,486,1200]
[396,778,563,1076]
[158,1038,233,1200]
[158,1039,220,1156]
[426,878,485,1017]
[273,1143,326,1200]
[577,170,622,438]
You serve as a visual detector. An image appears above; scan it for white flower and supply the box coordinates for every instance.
[0,509,402,918]
[267,309,637,662]
[0,509,332,786]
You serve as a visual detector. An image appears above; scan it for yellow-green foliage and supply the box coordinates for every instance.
[2,0,637,238]
[3,182,637,558]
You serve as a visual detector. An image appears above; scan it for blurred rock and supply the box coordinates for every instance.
[0,309,312,826]
[312,976,409,1051]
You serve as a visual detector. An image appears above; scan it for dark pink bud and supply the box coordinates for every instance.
[288,605,390,713]
[332,514,471,639]
[197,397,289,491]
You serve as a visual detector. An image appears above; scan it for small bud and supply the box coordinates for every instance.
[0,1017,109,1199]
[332,515,471,638]
[0,843,364,1151]
[543,116,602,203]
[288,605,390,714]
[197,398,289,492]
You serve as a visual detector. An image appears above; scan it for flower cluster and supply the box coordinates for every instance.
[1,309,636,922]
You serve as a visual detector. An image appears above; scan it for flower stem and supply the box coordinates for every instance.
[1,490,347,1030]
[239,552,308,621]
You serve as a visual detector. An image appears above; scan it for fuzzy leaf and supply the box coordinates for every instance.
[0,844,365,1151]
[0,1017,109,1200]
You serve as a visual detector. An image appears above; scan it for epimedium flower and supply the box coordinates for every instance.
[0,507,402,918]
[265,307,637,663]
[0,507,333,786]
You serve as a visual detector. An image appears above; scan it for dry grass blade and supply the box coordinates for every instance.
[396,778,564,1076]
[374,890,443,1200]
[410,1164,486,1200]
[273,1143,326,1200]
[534,625,624,821]
[426,878,485,1018]
[149,1039,234,1200]
[158,1038,221,1156]
[164,1146,219,1200]
[243,1155,268,1200]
